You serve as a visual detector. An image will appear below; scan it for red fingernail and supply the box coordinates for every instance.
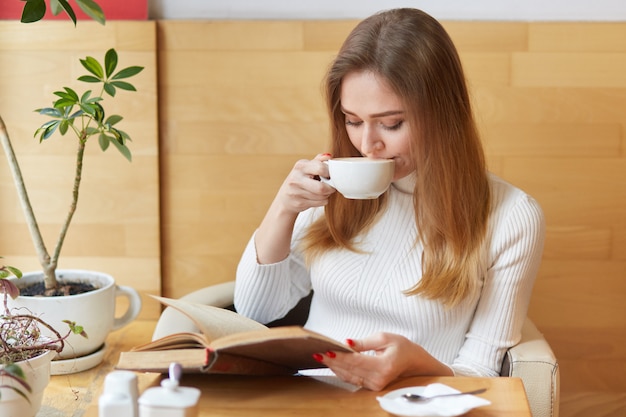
[322,153,332,157]
[312,353,324,362]
[326,351,336,359]
[346,339,355,347]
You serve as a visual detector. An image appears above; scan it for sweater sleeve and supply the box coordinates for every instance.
[233,209,317,324]
[451,191,545,377]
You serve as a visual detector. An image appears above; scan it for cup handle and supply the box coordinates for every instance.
[320,161,335,188]
[112,285,142,331]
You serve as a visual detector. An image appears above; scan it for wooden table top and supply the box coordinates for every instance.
[39,320,532,417]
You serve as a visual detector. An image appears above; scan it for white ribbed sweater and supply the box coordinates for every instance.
[234,173,545,377]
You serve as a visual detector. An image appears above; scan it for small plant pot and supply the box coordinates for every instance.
[0,350,55,417]
[7,270,142,373]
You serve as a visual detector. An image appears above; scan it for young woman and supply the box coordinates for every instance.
[234,8,545,391]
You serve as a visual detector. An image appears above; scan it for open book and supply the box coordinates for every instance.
[116,296,354,375]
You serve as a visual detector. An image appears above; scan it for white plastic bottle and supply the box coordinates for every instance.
[99,370,139,417]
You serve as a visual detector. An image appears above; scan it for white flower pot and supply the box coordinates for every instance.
[7,270,142,373]
[0,350,55,417]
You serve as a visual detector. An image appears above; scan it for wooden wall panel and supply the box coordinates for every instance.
[0,21,161,318]
[157,20,626,415]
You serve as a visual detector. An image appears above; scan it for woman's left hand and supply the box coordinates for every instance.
[314,332,453,391]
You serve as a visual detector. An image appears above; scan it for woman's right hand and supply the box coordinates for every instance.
[274,153,336,215]
[254,153,335,264]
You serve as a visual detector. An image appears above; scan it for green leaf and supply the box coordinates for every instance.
[103,83,117,97]
[21,0,46,23]
[54,87,79,102]
[53,99,75,109]
[79,103,96,117]
[76,0,106,25]
[112,66,144,80]
[35,120,60,142]
[98,133,110,151]
[49,0,63,15]
[6,266,22,278]
[111,81,136,91]
[80,90,92,102]
[93,102,105,123]
[59,119,69,135]
[105,115,123,126]
[37,107,63,118]
[78,75,100,83]
[53,0,77,25]
[104,49,118,78]
[80,56,104,79]
[108,134,133,162]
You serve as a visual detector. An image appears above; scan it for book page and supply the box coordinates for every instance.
[152,295,268,341]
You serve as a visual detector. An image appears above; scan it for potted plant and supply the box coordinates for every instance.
[0,0,143,373]
[0,261,86,417]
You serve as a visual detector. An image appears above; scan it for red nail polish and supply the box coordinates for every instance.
[312,353,324,362]
[346,339,355,347]
[326,351,336,359]
[322,153,332,157]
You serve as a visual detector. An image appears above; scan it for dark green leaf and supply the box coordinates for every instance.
[20,0,46,23]
[76,0,106,25]
[112,66,144,80]
[86,127,100,135]
[104,49,118,78]
[111,81,136,92]
[54,0,77,25]
[103,83,117,97]
[78,75,100,83]
[80,56,104,79]
[93,102,105,123]
[106,115,123,126]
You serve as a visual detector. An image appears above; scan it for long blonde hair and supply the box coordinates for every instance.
[301,8,490,307]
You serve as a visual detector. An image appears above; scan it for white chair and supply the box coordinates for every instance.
[154,281,560,417]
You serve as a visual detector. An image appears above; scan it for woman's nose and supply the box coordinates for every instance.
[360,125,384,155]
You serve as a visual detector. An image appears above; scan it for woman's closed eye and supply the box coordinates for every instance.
[345,119,404,131]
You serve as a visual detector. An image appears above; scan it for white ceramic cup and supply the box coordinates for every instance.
[321,157,395,199]
[8,270,142,359]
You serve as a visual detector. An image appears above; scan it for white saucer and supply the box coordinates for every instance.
[377,384,491,417]
[51,343,107,375]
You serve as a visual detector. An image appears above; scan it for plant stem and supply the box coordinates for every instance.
[0,115,54,286]
[51,138,85,278]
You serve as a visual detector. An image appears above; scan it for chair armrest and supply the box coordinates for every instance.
[152,281,235,340]
[501,318,560,417]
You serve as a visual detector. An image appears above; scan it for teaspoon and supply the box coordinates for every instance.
[402,387,487,402]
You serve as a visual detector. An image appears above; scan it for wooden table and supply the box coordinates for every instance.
[39,320,532,417]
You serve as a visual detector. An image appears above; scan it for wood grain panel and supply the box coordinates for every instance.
[529,22,626,52]
[512,52,626,87]
[0,21,160,318]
